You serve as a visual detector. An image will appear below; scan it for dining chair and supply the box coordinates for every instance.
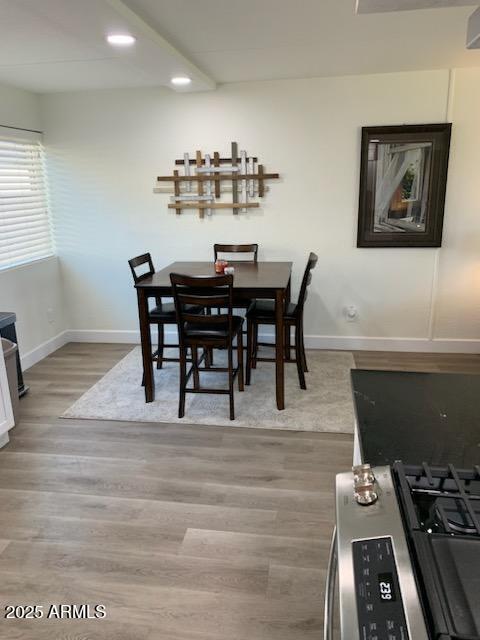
[170,273,244,421]
[129,253,201,372]
[245,252,318,390]
[214,243,258,264]
[213,243,259,317]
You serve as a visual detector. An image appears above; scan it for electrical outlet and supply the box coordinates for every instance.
[47,307,55,324]
[345,305,358,322]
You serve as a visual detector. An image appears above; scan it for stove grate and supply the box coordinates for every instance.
[394,462,480,537]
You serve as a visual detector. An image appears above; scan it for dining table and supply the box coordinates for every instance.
[135,260,293,410]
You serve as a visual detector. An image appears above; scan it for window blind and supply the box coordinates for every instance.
[0,135,53,270]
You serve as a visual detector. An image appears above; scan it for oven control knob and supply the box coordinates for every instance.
[352,464,378,506]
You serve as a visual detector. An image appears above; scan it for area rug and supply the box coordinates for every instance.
[62,347,355,433]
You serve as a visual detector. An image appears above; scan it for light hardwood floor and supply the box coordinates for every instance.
[0,343,479,640]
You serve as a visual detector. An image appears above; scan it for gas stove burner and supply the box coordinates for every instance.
[433,497,480,535]
[396,462,480,538]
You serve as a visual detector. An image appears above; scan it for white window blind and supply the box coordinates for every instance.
[0,133,53,270]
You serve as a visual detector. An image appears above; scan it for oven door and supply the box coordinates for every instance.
[323,526,369,640]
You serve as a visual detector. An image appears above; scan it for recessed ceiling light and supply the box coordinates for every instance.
[171,76,192,86]
[106,34,136,46]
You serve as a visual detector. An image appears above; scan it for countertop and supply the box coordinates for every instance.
[351,369,480,468]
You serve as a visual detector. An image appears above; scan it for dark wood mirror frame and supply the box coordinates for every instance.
[357,123,452,248]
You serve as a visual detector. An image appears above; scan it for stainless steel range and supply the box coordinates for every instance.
[324,462,480,640]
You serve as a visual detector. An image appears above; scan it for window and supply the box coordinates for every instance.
[0,134,53,270]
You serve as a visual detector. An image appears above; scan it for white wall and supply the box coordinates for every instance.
[39,69,480,352]
[433,68,480,342]
[0,83,66,367]
[0,83,41,131]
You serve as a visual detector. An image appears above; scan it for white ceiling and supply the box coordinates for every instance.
[0,0,479,93]
[0,0,215,93]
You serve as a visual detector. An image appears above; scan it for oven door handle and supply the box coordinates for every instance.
[323,525,338,640]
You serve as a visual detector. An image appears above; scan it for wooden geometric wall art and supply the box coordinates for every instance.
[154,142,280,218]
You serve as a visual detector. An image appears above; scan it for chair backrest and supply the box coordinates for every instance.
[170,273,234,344]
[128,253,154,284]
[214,243,258,263]
[297,252,318,314]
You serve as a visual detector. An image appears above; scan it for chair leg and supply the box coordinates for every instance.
[284,324,291,360]
[295,324,307,390]
[237,331,244,392]
[141,371,145,387]
[252,322,258,369]
[246,319,253,385]
[202,347,210,368]
[157,324,164,369]
[300,324,308,372]
[178,347,187,418]
[228,344,235,420]
[192,345,200,390]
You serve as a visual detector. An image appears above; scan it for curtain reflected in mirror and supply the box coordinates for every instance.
[371,141,432,233]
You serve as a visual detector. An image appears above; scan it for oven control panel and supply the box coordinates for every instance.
[352,537,409,640]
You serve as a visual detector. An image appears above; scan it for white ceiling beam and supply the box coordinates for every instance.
[356,0,478,13]
[104,0,216,91]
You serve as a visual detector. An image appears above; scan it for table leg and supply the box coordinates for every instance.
[275,289,285,410]
[137,289,154,403]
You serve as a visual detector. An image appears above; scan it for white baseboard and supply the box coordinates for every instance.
[0,431,9,449]
[21,330,69,370]
[63,329,480,354]
[66,329,143,344]
[304,334,480,354]
[19,329,480,371]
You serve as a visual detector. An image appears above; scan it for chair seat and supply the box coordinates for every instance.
[184,315,244,340]
[216,297,253,311]
[233,296,254,310]
[246,299,298,321]
[149,302,201,322]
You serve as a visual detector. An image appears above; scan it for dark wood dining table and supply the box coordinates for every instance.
[135,261,293,410]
